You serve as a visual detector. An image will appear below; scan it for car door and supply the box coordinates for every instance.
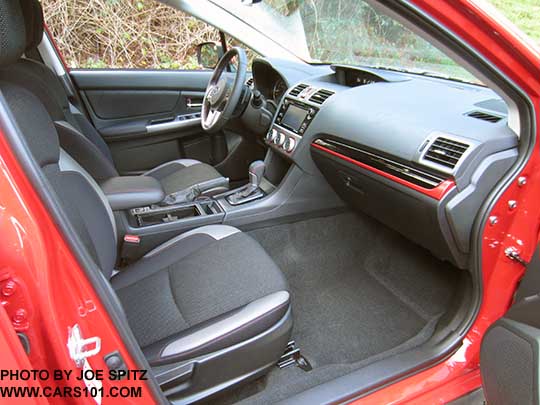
[480,246,540,405]
[71,69,216,175]
[41,0,236,176]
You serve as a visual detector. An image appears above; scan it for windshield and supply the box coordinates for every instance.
[210,0,480,84]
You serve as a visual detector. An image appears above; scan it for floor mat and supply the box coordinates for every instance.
[219,212,460,404]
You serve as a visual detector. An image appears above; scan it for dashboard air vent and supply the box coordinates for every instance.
[309,89,335,105]
[289,83,308,97]
[424,137,470,169]
[246,77,253,87]
[466,110,502,123]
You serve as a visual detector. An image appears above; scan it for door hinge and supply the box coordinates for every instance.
[505,247,528,266]
[67,324,101,368]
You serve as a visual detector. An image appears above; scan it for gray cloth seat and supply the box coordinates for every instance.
[0,2,291,398]
[112,225,290,364]
[0,0,229,200]
[1,78,292,398]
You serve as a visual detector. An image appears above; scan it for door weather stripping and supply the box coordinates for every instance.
[67,324,101,368]
[505,247,528,266]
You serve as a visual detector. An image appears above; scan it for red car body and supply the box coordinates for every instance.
[1,0,539,403]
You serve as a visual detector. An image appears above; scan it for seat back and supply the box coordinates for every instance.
[0,2,118,277]
[0,0,118,180]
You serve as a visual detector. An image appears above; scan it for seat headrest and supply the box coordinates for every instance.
[20,0,44,51]
[0,0,26,66]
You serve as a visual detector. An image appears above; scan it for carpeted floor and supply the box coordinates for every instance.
[215,212,460,404]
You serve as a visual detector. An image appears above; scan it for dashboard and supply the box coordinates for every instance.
[248,58,518,269]
[251,60,288,105]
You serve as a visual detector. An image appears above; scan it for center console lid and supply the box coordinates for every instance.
[100,176,165,210]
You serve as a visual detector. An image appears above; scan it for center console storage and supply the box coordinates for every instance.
[131,200,223,228]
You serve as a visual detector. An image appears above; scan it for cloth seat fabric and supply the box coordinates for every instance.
[0,0,228,197]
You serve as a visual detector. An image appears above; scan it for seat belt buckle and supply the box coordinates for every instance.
[120,234,141,266]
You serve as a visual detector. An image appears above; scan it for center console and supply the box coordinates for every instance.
[265,98,318,156]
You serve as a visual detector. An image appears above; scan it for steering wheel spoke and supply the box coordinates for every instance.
[201,47,247,132]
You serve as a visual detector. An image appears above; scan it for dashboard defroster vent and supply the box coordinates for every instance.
[466,110,502,123]
[424,137,470,169]
[309,89,335,105]
[289,83,308,97]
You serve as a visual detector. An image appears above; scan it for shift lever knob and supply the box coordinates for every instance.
[248,160,265,188]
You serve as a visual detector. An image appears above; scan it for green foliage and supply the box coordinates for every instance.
[42,0,539,73]
[488,0,540,43]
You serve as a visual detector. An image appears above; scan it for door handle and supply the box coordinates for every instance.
[186,98,203,109]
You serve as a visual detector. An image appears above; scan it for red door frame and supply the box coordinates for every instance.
[0,128,159,403]
[1,0,539,404]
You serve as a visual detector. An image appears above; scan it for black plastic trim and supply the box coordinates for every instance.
[313,137,448,189]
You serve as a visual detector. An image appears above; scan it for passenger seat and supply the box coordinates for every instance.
[0,1,291,400]
[0,0,230,200]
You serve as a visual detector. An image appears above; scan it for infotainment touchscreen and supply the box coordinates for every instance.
[281,104,309,131]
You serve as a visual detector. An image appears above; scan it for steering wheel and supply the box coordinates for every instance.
[201,47,248,132]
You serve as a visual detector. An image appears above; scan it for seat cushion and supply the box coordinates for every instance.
[112,225,289,364]
[144,159,226,195]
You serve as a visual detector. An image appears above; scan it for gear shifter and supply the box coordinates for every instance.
[242,160,265,197]
[227,160,266,205]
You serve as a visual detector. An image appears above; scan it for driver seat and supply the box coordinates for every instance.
[0,0,229,198]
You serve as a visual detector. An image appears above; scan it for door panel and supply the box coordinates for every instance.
[480,246,540,405]
[70,69,216,174]
[86,90,181,119]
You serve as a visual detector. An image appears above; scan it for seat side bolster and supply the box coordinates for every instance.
[145,291,291,366]
[143,225,240,259]
[143,159,201,178]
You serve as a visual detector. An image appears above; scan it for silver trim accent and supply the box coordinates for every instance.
[187,101,203,108]
[146,117,201,135]
[418,131,478,175]
[315,138,445,187]
[161,291,290,358]
[266,124,303,157]
[143,225,240,258]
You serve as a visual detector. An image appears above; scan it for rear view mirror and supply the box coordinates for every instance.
[196,42,223,69]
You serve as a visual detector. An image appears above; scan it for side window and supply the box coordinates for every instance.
[42,0,221,70]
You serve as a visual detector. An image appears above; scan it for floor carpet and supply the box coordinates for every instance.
[215,212,460,404]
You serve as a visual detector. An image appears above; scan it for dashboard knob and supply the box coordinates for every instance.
[275,133,286,146]
[268,128,278,143]
[284,137,296,153]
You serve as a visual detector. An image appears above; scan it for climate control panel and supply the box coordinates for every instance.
[265,125,301,156]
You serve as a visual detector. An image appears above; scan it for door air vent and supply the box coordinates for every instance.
[424,137,470,169]
[246,77,254,87]
[466,110,502,123]
[289,83,309,97]
[309,89,335,105]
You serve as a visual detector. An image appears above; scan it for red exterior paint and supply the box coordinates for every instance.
[351,0,540,403]
[0,0,539,404]
[0,129,158,403]
[311,142,456,200]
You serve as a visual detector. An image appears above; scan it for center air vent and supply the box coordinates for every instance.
[424,137,470,169]
[289,83,308,97]
[246,77,253,87]
[466,110,502,123]
[309,89,335,105]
